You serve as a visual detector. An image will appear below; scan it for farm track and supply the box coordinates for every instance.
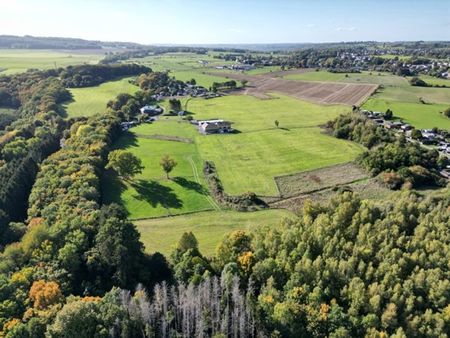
[134,133,193,143]
[186,155,221,211]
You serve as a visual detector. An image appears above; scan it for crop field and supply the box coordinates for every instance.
[283,70,408,86]
[63,77,139,118]
[135,209,295,256]
[213,72,377,105]
[0,49,102,74]
[363,86,450,129]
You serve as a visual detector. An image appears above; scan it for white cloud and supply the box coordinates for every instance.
[335,26,357,32]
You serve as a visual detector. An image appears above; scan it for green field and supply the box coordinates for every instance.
[0,49,102,74]
[102,120,217,219]
[135,209,295,256]
[170,70,229,88]
[363,86,450,129]
[127,52,234,73]
[412,75,450,87]
[103,94,363,218]
[63,77,139,118]
[187,94,363,195]
[284,70,408,86]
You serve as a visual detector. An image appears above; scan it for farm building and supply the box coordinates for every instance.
[198,119,232,134]
[140,105,163,116]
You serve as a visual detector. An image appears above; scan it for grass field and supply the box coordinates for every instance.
[63,77,139,118]
[170,70,228,88]
[102,120,216,219]
[0,49,102,74]
[103,94,363,218]
[187,94,363,196]
[410,75,450,87]
[135,209,295,256]
[363,85,450,129]
[284,70,408,86]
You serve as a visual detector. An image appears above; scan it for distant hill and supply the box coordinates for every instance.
[0,35,144,50]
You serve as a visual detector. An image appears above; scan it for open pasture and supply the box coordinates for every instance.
[135,209,295,256]
[102,120,216,219]
[63,77,139,118]
[189,95,364,196]
[104,94,364,217]
[0,49,102,74]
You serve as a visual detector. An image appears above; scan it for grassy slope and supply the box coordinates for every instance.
[102,120,214,219]
[188,94,363,196]
[63,78,139,118]
[135,209,295,256]
[0,49,102,74]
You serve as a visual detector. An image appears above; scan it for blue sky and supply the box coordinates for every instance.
[0,0,449,44]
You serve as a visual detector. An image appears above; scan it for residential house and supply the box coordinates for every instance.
[140,105,163,116]
[198,119,232,134]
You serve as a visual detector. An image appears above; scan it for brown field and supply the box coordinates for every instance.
[275,162,368,198]
[214,72,377,105]
[262,68,315,78]
[270,178,393,213]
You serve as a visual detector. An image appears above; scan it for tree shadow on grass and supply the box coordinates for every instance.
[118,131,138,149]
[131,179,183,209]
[172,177,208,195]
[101,169,129,215]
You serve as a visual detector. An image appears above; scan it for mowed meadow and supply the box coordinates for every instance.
[102,93,363,221]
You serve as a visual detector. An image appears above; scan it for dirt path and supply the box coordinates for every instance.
[186,155,221,211]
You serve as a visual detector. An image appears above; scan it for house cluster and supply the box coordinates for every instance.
[120,105,163,131]
[215,63,256,72]
[361,110,450,174]
[197,119,232,134]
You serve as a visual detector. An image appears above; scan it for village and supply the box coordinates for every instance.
[360,109,450,178]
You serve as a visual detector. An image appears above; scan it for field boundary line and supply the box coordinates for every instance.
[185,154,221,211]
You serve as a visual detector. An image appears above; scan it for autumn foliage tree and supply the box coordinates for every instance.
[160,155,177,179]
[106,150,144,180]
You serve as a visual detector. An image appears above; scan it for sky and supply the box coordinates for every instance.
[0,0,449,45]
